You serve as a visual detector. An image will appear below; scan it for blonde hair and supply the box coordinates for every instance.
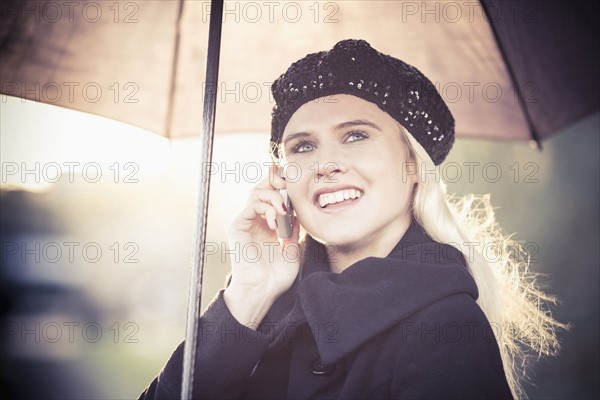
[403,130,566,399]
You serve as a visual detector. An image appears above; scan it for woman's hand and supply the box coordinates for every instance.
[224,164,300,329]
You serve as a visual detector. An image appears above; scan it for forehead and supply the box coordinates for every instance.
[282,94,399,138]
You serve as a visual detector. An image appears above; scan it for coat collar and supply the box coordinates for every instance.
[262,219,479,364]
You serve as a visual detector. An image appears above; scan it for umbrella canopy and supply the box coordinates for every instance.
[1,0,597,142]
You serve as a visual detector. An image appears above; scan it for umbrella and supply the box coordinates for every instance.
[2,1,598,141]
[1,1,598,398]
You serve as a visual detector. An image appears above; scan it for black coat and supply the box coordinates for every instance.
[140,221,513,399]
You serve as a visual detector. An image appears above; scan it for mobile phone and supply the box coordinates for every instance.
[276,188,294,239]
[275,166,294,239]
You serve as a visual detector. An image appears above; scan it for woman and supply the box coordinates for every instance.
[140,39,562,399]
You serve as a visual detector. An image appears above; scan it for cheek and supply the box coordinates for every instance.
[284,174,312,212]
[385,142,414,183]
[357,148,398,177]
[374,151,415,194]
[284,183,302,210]
[281,155,315,182]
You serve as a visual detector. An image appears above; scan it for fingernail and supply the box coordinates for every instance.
[282,203,288,212]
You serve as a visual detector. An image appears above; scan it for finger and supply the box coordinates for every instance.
[254,163,286,191]
[253,188,287,215]
[235,199,277,230]
[251,201,278,230]
[269,162,287,189]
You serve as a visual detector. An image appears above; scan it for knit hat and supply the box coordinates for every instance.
[270,39,455,165]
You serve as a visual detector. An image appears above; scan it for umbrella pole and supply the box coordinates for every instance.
[181,0,224,399]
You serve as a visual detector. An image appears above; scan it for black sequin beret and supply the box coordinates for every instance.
[270,39,455,165]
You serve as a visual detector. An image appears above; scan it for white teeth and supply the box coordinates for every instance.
[317,189,362,208]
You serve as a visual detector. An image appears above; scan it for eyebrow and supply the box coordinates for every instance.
[282,119,382,145]
[334,119,382,131]
[282,132,311,146]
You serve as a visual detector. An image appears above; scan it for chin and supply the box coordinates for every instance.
[308,225,367,251]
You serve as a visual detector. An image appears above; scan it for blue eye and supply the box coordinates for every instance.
[346,130,369,142]
[291,140,315,153]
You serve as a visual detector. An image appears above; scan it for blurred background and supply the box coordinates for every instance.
[1,0,598,399]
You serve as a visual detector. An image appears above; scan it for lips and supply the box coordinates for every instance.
[315,187,363,208]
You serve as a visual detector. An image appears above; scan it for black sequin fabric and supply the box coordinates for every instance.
[270,39,455,165]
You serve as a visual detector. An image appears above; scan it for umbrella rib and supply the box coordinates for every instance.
[181,0,224,399]
[480,0,542,149]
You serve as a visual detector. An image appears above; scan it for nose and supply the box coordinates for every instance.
[313,145,348,182]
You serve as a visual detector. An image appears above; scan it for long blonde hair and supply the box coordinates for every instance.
[403,130,566,398]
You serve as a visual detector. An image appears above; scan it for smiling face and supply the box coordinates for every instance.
[281,94,417,259]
